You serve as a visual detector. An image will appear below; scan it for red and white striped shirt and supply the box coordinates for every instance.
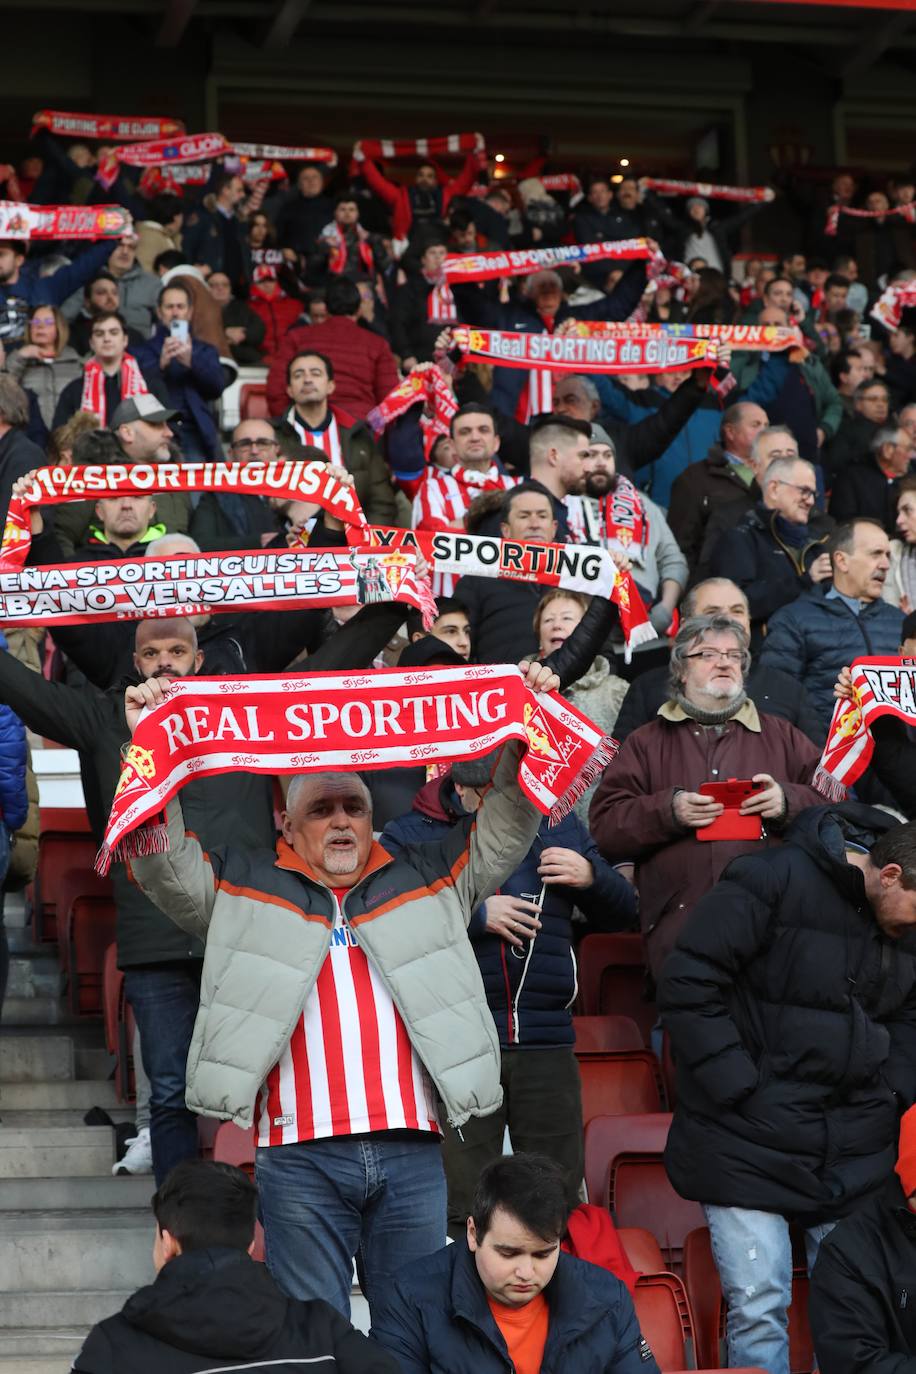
[256,888,439,1148]
[412,463,516,594]
[285,406,344,464]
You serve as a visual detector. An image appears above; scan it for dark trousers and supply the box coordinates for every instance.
[441,1046,583,1235]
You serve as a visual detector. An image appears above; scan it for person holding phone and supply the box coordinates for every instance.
[589,613,825,979]
[133,281,227,461]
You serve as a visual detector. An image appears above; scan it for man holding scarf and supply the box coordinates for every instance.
[52,311,165,429]
[309,193,388,286]
[123,658,560,1320]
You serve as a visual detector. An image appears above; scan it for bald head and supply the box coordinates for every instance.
[133,619,202,680]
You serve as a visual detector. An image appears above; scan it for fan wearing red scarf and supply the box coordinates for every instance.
[309,193,388,286]
[52,310,165,431]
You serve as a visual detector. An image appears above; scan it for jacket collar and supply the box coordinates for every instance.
[274,837,393,887]
[659,696,761,732]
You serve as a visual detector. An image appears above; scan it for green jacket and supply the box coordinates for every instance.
[731,350,844,439]
[132,741,541,1129]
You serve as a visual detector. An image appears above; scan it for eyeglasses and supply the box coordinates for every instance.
[30,316,55,326]
[684,649,744,664]
[774,479,817,502]
[230,438,279,453]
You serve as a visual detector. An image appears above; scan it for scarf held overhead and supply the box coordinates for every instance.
[31,110,185,141]
[0,547,435,629]
[352,132,484,162]
[443,239,658,283]
[98,665,615,872]
[0,202,131,241]
[95,132,233,187]
[826,203,916,236]
[352,525,657,658]
[638,177,774,203]
[815,657,915,799]
[579,321,804,351]
[0,461,366,569]
[451,326,717,374]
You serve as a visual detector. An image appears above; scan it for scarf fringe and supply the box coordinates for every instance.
[95,821,169,877]
[548,733,619,823]
[622,619,658,665]
[813,765,849,803]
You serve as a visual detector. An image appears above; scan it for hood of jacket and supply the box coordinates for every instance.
[784,801,900,902]
[412,774,465,824]
[123,1249,290,1358]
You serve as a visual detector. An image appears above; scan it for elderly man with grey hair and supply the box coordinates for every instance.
[589,613,824,978]
[830,420,916,535]
[710,449,833,640]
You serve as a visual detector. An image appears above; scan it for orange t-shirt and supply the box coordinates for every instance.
[487,1292,550,1374]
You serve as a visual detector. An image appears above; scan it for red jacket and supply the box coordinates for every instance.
[248,287,302,365]
[267,316,400,421]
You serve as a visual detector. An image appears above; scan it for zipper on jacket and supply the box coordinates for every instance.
[511,883,544,1044]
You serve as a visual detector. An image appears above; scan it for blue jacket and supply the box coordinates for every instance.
[370,1240,658,1374]
[0,240,112,346]
[0,633,28,834]
[133,328,227,459]
[381,776,636,1048]
[597,380,722,507]
[760,589,904,737]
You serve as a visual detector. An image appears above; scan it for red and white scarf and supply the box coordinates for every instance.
[352,132,484,163]
[639,177,773,203]
[452,326,717,376]
[826,202,916,237]
[322,223,375,277]
[0,461,366,569]
[366,364,458,463]
[31,110,184,141]
[444,239,658,284]
[0,201,130,242]
[285,408,343,464]
[96,132,232,187]
[814,657,913,799]
[871,280,916,331]
[233,142,336,165]
[566,478,649,555]
[80,355,147,426]
[98,664,615,872]
[426,278,457,323]
[0,547,434,630]
[578,321,804,352]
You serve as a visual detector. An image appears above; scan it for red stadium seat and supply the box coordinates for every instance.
[213,1122,265,1260]
[583,1113,704,1272]
[618,1226,665,1275]
[576,933,656,1044]
[574,1014,645,1053]
[118,996,137,1104]
[239,383,270,421]
[32,828,97,943]
[633,1272,697,1371]
[683,1227,724,1369]
[59,866,116,1015]
[102,943,121,1058]
[577,1051,665,1126]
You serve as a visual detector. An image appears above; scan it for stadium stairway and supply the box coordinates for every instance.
[0,894,154,1374]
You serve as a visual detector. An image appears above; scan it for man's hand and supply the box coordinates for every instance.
[673,790,724,829]
[124,676,173,736]
[538,846,594,889]
[225,326,246,345]
[808,552,832,584]
[834,665,854,701]
[816,426,826,448]
[11,469,42,534]
[740,773,786,820]
[716,341,732,372]
[413,551,430,582]
[518,660,560,695]
[401,356,419,375]
[483,894,542,949]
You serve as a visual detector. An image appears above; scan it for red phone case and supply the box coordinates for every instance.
[695,777,763,842]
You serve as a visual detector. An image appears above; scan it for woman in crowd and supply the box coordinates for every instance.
[885,475,916,613]
[5,305,82,430]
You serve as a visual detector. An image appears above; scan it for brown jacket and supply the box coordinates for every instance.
[588,699,824,978]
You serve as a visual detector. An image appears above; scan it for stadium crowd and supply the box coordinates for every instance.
[1,118,916,1374]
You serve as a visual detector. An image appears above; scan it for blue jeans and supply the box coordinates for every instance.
[705,1204,835,1374]
[255,1135,447,1318]
[123,962,202,1185]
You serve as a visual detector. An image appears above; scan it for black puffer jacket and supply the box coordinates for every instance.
[661,804,916,1224]
[709,501,833,632]
[72,1247,398,1374]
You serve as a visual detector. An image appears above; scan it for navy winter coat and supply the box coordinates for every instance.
[133,327,227,459]
[370,1240,659,1374]
[381,776,636,1048]
[0,633,28,834]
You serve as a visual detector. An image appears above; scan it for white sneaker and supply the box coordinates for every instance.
[113,1126,153,1176]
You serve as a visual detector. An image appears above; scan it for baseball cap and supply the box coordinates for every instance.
[110,393,178,427]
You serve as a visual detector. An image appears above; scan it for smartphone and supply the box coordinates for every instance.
[169,318,189,343]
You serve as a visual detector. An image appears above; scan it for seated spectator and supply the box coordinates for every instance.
[370,1152,659,1374]
[267,278,400,421]
[248,265,303,364]
[182,171,251,292]
[105,232,160,338]
[276,163,333,257]
[4,303,81,433]
[661,807,916,1374]
[309,192,388,285]
[135,194,184,275]
[613,577,823,743]
[810,1105,916,1374]
[710,452,833,639]
[208,271,266,366]
[273,349,398,525]
[390,237,457,368]
[404,597,471,661]
[133,281,227,460]
[760,518,904,734]
[823,377,891,481]
[830,422,916,534]
[52,311,165,430]
[0,375,51,520]
[72,1157,398,1374]
[125,662,560,1316]
[382,755,634,1230]
[589,614,824,979]
[885,476,916,610]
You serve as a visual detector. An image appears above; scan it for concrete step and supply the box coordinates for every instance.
[0,1211,154,1292]
[0,1360,75,1374]
[75,1046,114,1081]
[0,996,83,1027]
[0,1078,119,1110]
[1,1328,90,1357]
[1,1174,153,1211]
[0,1288,133,1329]
[7,953,63,999]
[0,1125,114,1177]
[0,1036,73,1083]
[0,1108,133,1128]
